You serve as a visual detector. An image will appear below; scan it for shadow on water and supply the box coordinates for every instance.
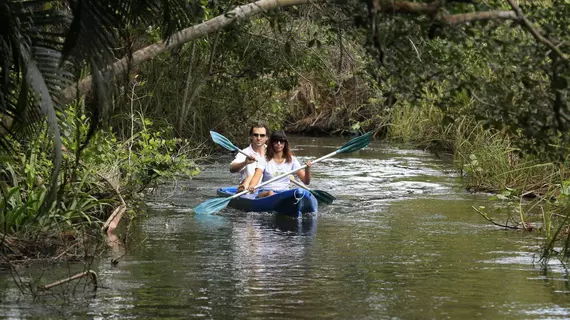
[193,212,317,236]
[254,214,317,236]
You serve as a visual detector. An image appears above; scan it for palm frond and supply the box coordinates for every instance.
[1,0,204,216]
[19,42,63,211]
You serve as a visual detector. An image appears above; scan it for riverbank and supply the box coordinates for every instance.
[1,108,201,268]
[2,137,568,319]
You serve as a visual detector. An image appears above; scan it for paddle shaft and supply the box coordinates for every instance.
[196,132,368,214]
[226,150,340,200]
[236,149,252,158]
[290,178,309,190]
[236,146,266,162]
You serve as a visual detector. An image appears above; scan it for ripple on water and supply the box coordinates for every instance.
[2,139,569,319]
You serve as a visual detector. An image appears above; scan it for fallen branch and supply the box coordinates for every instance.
[110,235,148,266]
[102,204,127,233]
[52,242,80,261]
[472,206,519,229]
[40,270,98,291]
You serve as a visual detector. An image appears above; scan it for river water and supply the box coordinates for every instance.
[1,135,569,319]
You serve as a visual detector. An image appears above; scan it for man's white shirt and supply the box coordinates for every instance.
[231,144,264,181]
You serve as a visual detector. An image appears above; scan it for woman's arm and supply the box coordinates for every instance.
[297,160,311,185]
[247,168,264,192]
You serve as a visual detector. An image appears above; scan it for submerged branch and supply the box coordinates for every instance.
[40,270,98,291]
[472,206,519,230]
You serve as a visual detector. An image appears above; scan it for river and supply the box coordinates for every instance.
[1,135,569,319]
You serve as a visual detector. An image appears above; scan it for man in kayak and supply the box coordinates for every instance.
[247,130,311,198]
[230,123,270,192]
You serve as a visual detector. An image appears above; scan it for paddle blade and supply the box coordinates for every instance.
[311,190,336,205]
[210,131,239,152]
[194,196,232,215]
[337,132,372,154]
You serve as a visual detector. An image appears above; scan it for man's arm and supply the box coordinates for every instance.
[230,152,255,173]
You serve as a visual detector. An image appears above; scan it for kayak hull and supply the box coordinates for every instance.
[216,187,318,217]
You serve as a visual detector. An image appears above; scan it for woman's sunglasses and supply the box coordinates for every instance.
[252,133,266,138]
[272,139,287,145]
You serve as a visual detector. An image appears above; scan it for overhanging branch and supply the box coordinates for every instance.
[440,10,517,25]
[370,0,442,15]
[505,0,568,62]
[370,0,517,25]
[369,0,567,60]
[60,0,567,105]
[59,0,316,105]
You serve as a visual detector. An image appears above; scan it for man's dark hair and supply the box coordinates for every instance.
[249,123,270,136]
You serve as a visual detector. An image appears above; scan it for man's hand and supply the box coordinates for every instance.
[244,154,256,165]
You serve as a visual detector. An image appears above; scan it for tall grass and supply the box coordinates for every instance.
[387,101,450,148]
[386,98,570,260]
[453,118,555,195]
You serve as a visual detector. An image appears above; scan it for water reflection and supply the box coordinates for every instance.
[257,214,317,236]
[3,137,570,319]
[183,213,319,318]
[194,212,231,230]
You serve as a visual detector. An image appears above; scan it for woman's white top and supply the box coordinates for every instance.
[256,156,302,190]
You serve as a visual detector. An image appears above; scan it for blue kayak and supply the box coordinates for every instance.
[216,187,318,217]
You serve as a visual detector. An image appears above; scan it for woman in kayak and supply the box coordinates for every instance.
[247,130,311,198]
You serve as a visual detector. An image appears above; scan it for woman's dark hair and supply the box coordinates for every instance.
[266,130,293,163]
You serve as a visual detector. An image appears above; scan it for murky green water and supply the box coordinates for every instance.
[1,135,570,319]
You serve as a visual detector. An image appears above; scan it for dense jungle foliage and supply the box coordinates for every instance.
[1,0,570,264]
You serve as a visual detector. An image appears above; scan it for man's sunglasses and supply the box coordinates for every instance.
[252,133,266,138]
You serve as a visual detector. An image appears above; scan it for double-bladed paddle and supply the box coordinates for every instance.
[210,131,253,159]
[194,132,372,215]
[289,177,336,205]
[210,130,335,204]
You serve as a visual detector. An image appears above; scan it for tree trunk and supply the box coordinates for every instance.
[59,0,315,104]
[177,41,196,136]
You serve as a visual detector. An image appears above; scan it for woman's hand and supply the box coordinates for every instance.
[301,160,312,185]
[247,185,256,193]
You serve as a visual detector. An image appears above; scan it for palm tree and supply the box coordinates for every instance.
[0,0,200,211]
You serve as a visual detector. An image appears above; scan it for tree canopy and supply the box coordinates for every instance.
[1,0,569,159]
